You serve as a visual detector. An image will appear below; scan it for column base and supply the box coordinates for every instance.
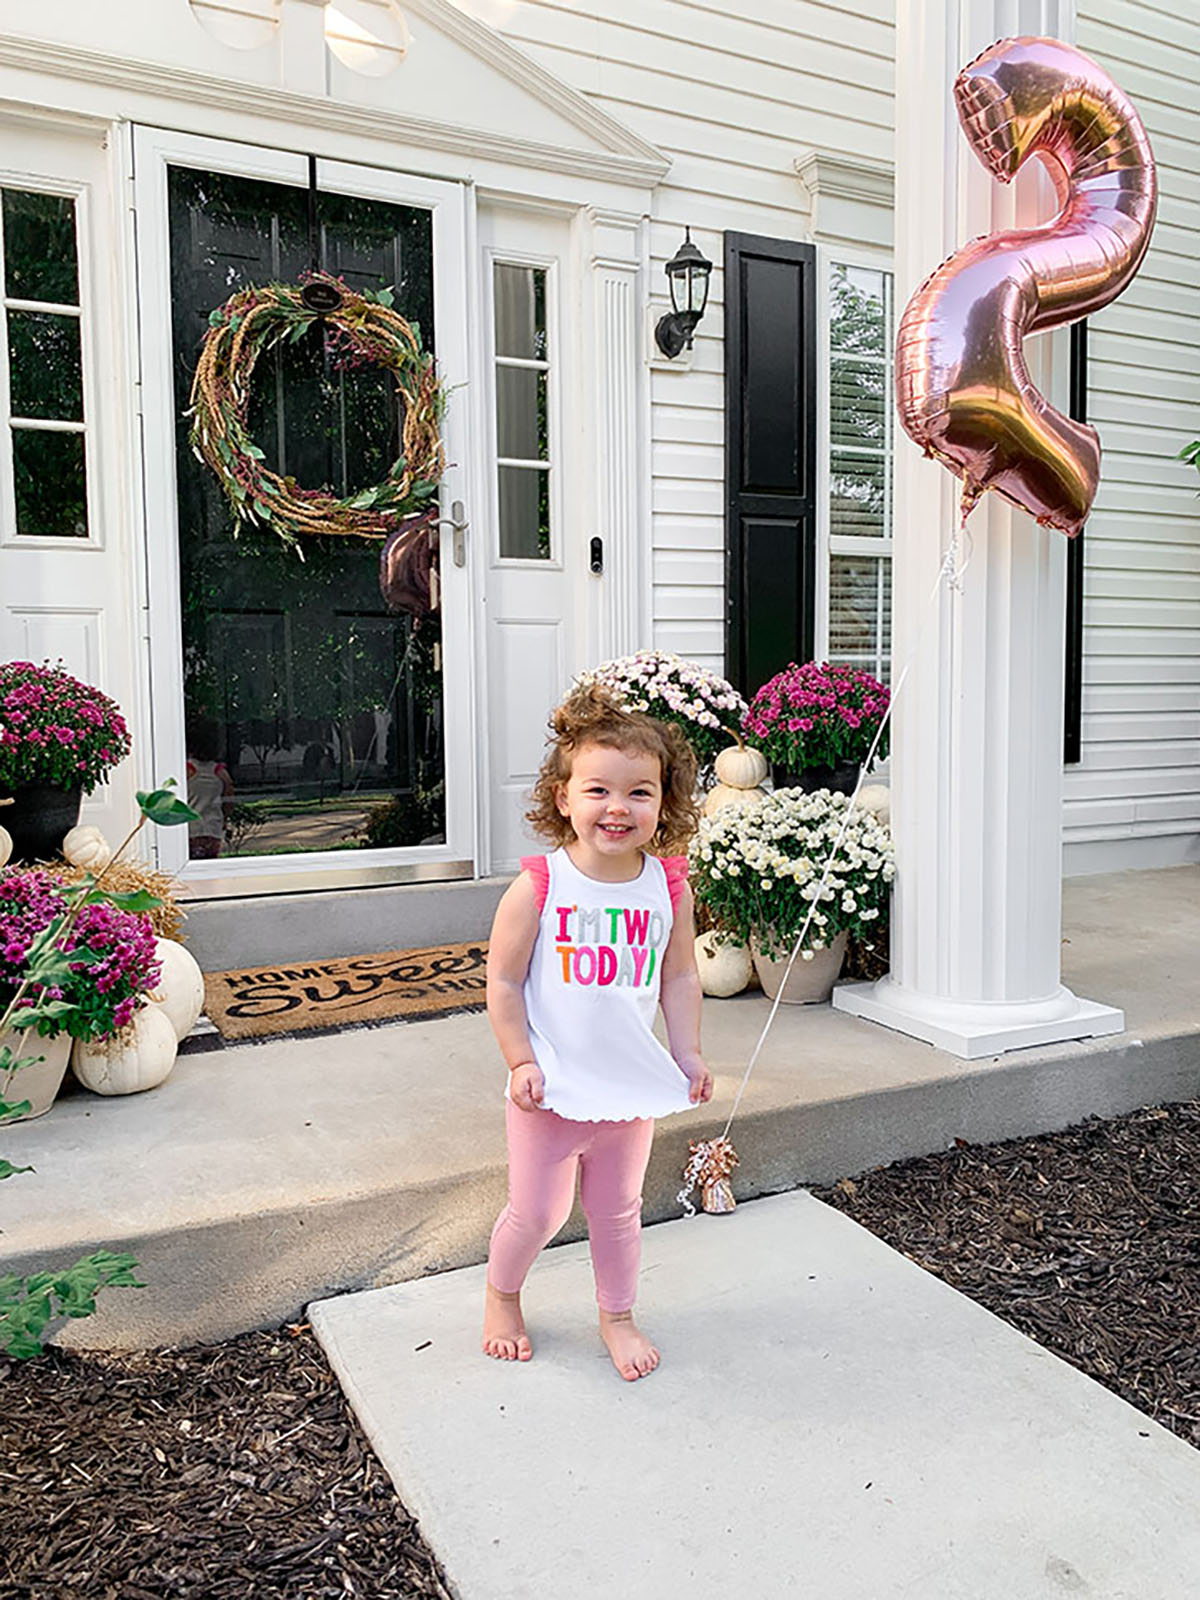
[831,978,1125,1061]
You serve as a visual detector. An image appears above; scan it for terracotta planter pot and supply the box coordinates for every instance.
[0,1028,72,1121]
[2,784,83,864]
[751,930,849,1005]
[770,763,861,796]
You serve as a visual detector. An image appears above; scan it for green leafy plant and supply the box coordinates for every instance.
[0,781,198,1358]
[359,780,445,848]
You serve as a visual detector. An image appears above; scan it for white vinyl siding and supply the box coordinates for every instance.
[455,0,894,674]
[1067,2,1200,871]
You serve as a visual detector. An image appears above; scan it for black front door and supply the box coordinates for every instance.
[167,167,445,859]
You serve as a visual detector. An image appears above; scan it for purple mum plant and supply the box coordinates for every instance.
[743,661,890,773]
[0,868,160,1042]
[0,660,131,794]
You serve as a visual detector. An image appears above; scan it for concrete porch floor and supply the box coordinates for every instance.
[1,865,1197,1351]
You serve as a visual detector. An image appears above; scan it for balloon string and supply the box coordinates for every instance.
[715,528,970,1144]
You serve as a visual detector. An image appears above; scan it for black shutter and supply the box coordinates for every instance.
[1064,320,1087,764]
[724,232,817,697]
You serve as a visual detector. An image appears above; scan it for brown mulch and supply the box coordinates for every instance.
[0,1323,451,1599]
[813,1099,1200,1450]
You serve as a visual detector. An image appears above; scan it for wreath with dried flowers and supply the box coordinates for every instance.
[188,271,444,548]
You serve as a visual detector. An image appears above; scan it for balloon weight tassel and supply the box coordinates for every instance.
[678,1137,740,1217]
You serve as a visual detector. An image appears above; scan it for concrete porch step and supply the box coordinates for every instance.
[1,867,1197,1351]
[181,874,508,972]
[309,1190,1200,1599]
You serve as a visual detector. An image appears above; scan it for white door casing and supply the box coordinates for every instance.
[132,126,478,894]
[478,201,651,875]
[478,205,583,873]
[0,117,144,846]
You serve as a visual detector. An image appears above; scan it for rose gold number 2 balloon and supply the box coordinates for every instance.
[895,36,1157,537]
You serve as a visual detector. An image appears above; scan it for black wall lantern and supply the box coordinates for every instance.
[654,227,712,358]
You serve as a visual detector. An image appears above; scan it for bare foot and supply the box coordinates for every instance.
[482,1284,532,1361]
[598,1310,659,1382]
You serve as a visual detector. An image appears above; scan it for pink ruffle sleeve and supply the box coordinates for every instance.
[520,855,550,913]
[660,855,689,911]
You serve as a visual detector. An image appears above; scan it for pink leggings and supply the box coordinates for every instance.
[488,1101,655,1313]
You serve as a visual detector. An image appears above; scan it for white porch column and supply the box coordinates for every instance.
[832,0,1124,1058]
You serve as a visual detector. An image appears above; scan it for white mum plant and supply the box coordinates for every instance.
[689,787,895,959]
[577,650,747,768]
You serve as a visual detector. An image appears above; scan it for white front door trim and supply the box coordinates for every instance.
[132,124,479,894]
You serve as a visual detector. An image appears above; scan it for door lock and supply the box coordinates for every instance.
[590,536,604,574]
[437,501,469,567]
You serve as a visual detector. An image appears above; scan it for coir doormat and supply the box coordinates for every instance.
[203,942,488,1040]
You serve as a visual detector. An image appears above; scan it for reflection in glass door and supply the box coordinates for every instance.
[167,167,444,861]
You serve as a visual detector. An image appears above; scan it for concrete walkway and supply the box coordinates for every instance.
[310,1190,1200,1600]
[2,866,1198,1348]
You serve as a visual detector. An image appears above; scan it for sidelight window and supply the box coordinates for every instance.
[0,189,88,539]
[493,262,552,560]
[827,261,893,682]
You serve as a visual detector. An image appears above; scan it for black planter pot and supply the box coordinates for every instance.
[771,762,861,796]
[3,784,83,864]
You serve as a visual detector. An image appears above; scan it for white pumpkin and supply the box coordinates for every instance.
[703,782,768,818]
[62,823,113,872]
[0,822,11,869]
[71,1004,178,1096]
[856,783,891,826]
[695,931,753,997]
[713,742,769,790]
[147,937,206,1042]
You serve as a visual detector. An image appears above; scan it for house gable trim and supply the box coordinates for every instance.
[404,0,667,173]
[0,30,671,189]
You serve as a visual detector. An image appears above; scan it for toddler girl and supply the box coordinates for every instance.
[483,685,713,1382]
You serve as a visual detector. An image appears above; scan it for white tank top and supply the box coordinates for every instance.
[512,847,696,1123]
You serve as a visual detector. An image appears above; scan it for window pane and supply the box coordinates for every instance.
[831,451,887,538]
[829,264,887,357]
[830,554,891,681]
[494,264,547,360]
[2,190,78,304]
[8,311,83,420]
[498,463,549,559]
[12,427,87,537]
[496,365,548,461]
[830,358,886,450]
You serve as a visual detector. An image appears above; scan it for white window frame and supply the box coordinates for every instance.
[486,248,562,571]
[0,174,97,552]
[817,245,895,681]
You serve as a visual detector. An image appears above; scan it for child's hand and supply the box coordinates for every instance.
[509,1062,546,1112]
[679,1056,713,1104]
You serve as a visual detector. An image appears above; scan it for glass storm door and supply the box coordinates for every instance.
[134,132,473,890]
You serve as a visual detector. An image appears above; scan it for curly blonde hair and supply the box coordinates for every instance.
[526,684,699,854]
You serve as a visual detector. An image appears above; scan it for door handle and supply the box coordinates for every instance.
[437,501,469,567]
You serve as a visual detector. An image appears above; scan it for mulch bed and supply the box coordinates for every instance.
[0,1323,451,1599]
[2,1101,1195,1597]
[813,1099,1200,1451]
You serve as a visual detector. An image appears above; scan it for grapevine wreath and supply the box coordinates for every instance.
[189,271,444,548]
